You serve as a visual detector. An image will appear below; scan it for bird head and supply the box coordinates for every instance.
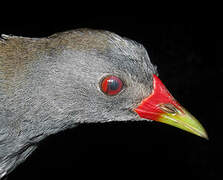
[37,29,206,138]
[0,29,207,178]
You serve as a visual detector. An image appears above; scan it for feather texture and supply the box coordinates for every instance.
[0,29,156,178]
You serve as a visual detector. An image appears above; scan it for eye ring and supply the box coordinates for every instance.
[100,75,124,96]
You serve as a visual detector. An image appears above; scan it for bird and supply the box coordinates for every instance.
[0,28,208,179]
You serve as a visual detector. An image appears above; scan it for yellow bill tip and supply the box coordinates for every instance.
[158,106,208,140]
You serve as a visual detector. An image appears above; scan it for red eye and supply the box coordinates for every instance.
[101,76,123,96]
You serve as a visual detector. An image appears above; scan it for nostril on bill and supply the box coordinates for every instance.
[159,103,178,114]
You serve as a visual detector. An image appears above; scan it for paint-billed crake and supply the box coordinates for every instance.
[0,28,208,179]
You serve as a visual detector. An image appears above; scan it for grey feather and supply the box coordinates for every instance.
[0,29,157,178]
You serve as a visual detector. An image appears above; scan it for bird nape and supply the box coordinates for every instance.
[0,28,208,179]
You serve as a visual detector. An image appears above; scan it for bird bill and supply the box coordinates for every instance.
[134,75,208,139]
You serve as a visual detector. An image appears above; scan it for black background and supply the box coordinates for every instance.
[1,17,218,179]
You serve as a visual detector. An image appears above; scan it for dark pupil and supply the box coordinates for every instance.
[108,79,119,91]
